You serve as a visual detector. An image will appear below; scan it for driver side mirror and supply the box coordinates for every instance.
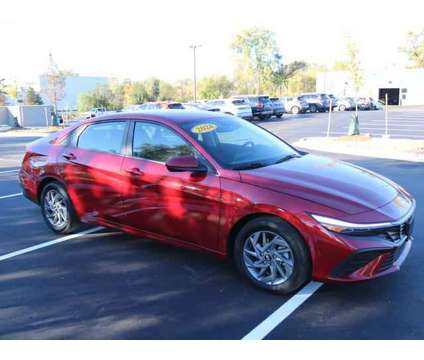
[166,155,207,174]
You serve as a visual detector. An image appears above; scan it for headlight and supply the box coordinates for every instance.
[310,214,392,234]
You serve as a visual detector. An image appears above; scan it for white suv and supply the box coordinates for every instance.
[207,99,253,120]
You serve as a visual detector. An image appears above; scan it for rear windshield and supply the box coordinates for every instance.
[258,96,270,102]
[168,103,184,109]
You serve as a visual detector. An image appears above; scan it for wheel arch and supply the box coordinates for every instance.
[37,175,66,202]
[226,211,310,260]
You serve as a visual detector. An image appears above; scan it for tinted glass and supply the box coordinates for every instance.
[78,121,126,154]
[132,122,194,162]
[180,116,298,170]
[168,103,184,109]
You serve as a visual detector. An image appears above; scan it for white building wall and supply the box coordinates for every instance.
[316,68,424,105]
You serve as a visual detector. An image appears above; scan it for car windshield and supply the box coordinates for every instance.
[180,117,299,170]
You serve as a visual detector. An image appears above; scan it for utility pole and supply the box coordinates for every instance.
[189,44,201,102]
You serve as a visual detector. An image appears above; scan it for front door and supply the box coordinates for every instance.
[120,121,221,251]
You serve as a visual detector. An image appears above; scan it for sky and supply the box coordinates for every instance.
[1,0,423,86]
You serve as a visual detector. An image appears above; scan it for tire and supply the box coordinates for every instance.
[233,216,311,294]
[309,104,317,113]
[40,181,80,234]
[291,106,300,115]
[276,114,283,119]
[339,105,346,112]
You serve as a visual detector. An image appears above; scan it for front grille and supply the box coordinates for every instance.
[384,216,414,243]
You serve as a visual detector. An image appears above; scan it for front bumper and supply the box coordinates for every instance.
[328,236,413,282]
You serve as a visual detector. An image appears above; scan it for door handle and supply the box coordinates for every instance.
[126,167,144,176]
[63,152,76,161]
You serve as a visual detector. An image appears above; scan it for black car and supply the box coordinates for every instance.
[298,93,331,113]
[232,95,274,120]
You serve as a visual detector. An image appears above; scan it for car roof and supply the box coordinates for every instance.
[88,110,229,125]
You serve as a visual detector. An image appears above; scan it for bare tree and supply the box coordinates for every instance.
[42,53,65,111]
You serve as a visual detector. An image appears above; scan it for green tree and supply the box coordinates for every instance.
[345,37,363,94]
[158,80,177,101]
[128,82,148,104]
[285,64,327,95]
[77,85,115,111]
[231,27,280,94]
[24,87,44,105]
[198,75,234,99]
[400,29,424,68]
[270,54,307,96]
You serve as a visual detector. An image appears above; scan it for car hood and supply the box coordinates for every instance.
[240,154,399,215]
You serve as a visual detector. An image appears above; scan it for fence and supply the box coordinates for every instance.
[0,105,53,127]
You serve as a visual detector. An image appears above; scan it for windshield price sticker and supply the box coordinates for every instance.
[191,123,217,134]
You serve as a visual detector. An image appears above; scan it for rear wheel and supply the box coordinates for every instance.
[40,182,80,234]
[309,104,317,113]
[339,104,346,111]
[276,114,283,118]
[291,106,300,114]
[234,216,311,294]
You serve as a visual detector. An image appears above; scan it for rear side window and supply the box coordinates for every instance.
[132,122,194,162]
[232,100,245,105]
[77,121,126,154]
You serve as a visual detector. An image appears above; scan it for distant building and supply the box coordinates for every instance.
[39,75,109,110]
[316,68,424,105]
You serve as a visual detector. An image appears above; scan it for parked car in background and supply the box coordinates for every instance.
[336,97,356,111]
[370,97,383,110]
[269,97,285,118]
[232,95,273,120]
[183,102,220,112]
[327,94,338,110]
[206,99,253,120]
[280,96,309,114]
[355,97,373,111]
[138,101,185,110]
[299,93,331,113]
[85,107,108,118]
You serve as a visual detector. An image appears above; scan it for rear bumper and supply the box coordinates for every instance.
[18,168,38,204]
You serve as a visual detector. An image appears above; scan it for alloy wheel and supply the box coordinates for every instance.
[243,230,295,286]
[43,189,69,230]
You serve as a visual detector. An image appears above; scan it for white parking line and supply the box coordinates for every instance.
[242,281,323,340]
[0,226,104,262]
[0,169,19,174]
[0,192,23,200]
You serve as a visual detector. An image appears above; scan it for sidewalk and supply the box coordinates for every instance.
[294,135,424,162]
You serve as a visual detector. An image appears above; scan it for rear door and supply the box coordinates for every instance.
[119,120,221,250]
[58,120,128,221]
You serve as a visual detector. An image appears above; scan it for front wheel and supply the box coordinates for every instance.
[234,216,311,294]
[40,182,80,234]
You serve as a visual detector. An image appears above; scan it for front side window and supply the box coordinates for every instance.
[77,121,126,154]
[132,122,194,162]
[180,116,299,170]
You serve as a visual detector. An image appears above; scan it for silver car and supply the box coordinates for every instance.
[207,99,253,120]
[280,96,309,114]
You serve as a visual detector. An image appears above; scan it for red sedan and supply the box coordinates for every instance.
[19,111,415,294]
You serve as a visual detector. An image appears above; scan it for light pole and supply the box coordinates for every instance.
[189,44,201,102]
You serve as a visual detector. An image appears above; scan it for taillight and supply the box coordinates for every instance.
[256,102,264,108]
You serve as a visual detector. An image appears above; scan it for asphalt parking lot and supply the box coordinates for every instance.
[0,109,423,339]
[258,106,424,142]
